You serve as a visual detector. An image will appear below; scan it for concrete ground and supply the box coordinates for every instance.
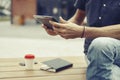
[0,21,85,58]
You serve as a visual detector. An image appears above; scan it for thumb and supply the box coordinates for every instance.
[59,16,67,23]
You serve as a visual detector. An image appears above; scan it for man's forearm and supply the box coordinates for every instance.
[84,24,120,39]
[68,16,84,25]
[68,9,85,25]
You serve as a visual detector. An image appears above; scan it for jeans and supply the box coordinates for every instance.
[86,37,120,80]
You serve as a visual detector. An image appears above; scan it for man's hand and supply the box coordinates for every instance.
[42,24,57,36]
[49,17,83,39]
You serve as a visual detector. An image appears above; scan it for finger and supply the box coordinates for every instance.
[60,35,70,39]
[59,16,67,23]
[52,26,64,34]
[42,24,47,29]
[49,21,63,28]
[41,24,44,27]
[54,28,66,34]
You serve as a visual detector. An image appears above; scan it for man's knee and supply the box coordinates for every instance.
[88,37,111,52]
[87,37,116,61]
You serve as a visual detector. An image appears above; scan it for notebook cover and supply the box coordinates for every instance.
[41,58,73,72]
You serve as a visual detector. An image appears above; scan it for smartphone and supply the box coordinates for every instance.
[33,15,58,30]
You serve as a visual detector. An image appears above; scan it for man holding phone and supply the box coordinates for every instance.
[42,0,120,80]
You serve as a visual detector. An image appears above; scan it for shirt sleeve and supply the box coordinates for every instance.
[74,0,86,11]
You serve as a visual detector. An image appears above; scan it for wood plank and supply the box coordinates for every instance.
[0,56,84,62]
[0,68,86,79]
[0,74,86,80]
[0,56,87,80]
[0,65,86,72]
[0,60,87,71]
[0,56,87,67]
[0,62,87,68]
[0,56,87,72]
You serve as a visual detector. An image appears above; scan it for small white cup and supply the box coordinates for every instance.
[24,54,35,70]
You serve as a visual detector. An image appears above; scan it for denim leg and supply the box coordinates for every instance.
[86,37,120,80]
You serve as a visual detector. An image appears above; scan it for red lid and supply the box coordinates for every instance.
[24,54,35,59]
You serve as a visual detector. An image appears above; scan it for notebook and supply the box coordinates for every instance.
[40,58,73,72]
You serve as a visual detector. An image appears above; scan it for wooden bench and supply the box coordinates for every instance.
[0,56,87,80]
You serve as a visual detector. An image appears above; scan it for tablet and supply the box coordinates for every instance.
[33,15,58,30]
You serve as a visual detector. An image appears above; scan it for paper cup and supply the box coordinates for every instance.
[24,54,35,70]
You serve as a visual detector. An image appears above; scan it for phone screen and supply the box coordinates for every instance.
[34,15,58,30]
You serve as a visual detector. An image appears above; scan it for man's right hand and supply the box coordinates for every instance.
[42,24,57,36]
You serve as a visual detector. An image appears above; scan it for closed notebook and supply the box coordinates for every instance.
[40,58,73,72]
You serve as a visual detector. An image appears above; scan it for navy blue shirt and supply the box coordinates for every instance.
[74,0,120,54]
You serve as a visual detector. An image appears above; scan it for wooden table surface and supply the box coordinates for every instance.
[0,56,87,80]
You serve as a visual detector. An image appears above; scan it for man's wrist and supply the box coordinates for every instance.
[81,25,86,38]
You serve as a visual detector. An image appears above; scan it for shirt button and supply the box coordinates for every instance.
[99,17,102,20]
[103,4,106,7]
